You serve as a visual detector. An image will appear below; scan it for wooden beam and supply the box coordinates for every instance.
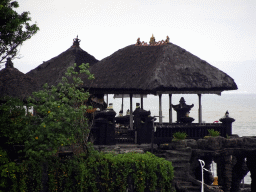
[159,94,162,123]
[169,94,172,123]
[141,94,144,109]
[130,94,133,129]
[121,94,124,112]
[198,94,202,123]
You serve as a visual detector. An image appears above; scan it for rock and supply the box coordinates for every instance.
[243,136,256,148]
[224,138,239,148]
[197,139,208,149]
[171,140,187,149]
[186,139,198,149]
[205,136,225,150]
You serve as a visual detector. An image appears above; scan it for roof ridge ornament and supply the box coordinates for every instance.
[135,35,170,46]
[5,58,14,68]
[72,35,81,47]
[149,34,156,45]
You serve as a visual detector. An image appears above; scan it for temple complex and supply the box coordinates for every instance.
[2,36,253,191]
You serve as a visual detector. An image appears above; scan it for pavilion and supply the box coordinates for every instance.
[82,36,238,128]
[27,36,99,88]
[0,58,39,102]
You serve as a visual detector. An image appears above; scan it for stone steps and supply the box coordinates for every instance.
[166,147,203,192]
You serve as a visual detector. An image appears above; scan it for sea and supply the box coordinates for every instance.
[106,93,256,184]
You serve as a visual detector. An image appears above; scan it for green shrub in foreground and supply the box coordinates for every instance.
[1,151,174,192]
[47,152,174,192]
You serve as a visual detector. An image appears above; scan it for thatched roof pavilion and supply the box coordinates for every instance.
[83,37,238,126]
[27,36,98,88]
[85,42,237,95]
[0,58,39,102]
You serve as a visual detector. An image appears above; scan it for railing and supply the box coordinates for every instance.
[154,122,227,144]
[90,111,233,145]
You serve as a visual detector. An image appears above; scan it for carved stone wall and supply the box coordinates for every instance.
[156,136,256,192]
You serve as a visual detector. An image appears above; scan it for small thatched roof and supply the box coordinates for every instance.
[27,36,98,88]
[0,59,39,101]
[84,42,237,95]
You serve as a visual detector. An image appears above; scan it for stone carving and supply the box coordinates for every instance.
[172,97,194,123]
[72,35,81,47]
[135,35,170,46]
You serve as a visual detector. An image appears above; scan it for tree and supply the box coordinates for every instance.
[24,63,94,159]
[0,0,39,66]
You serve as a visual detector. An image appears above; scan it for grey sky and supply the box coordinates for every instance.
[11,0,256,93]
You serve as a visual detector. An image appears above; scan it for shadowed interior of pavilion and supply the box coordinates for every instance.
[83,35,238,145]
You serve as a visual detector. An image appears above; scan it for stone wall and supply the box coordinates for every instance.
[155,136,256,192]
[94,136,256,192]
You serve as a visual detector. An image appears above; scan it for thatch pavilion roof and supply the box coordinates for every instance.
[84,42,237,95]
[0,58,39,101]
[27,36,98,88]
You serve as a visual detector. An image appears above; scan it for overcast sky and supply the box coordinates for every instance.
[11,0,256,93]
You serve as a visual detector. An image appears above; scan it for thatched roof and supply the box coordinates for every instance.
[27,36,98,88]
[84,43,237,95]
[0,59,39,101]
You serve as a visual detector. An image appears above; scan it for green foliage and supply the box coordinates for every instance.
[0,147,27,192]
[0,0,39,64]
[24,63,93,159]
[82,151,174,192]
[0,62,94,158]
[0,98,30,191]
[0,97,29,146]
[207,129,220,137]
[1,152,174,192]
[172,132,187,141]
[0,62,95,190]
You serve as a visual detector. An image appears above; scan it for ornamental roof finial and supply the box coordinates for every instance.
[136,37,142,45]
[165,35,170,43]
[5,58,14,68]
[72,35,81,47]
[149,34,155,45]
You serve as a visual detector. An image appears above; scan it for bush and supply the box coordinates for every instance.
[172,132,187,141]
[0,97,28,146]
[207,129,220,137]
[0,147,28,192]
[0,151,174,192]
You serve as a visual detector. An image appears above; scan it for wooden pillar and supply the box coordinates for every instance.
[130,94,133,129]
[141,94,144,109]
[26,105,29,116]
[159,94,162,123]
[169,94,172,123]
[106,94,108,106]
[198,94,202,123]
[121,94,124,112]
